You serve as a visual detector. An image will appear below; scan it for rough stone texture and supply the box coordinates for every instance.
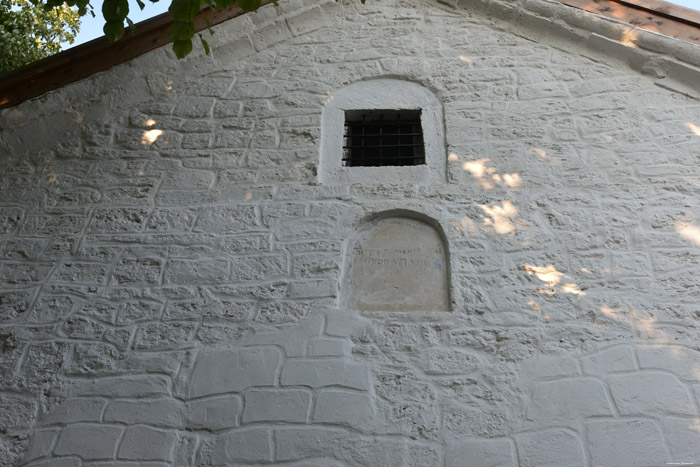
[2,0,700,465]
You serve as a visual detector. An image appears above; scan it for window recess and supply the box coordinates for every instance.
[342,110,425,167]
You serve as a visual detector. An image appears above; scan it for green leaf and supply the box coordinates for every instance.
[172,39,193,58]
[168,20,194,42]
[169,0,199,21]
[102,0,129,21]
[236,0,261,12]
[198,33,210,54]
[135,0,145,10]
[103,20,125,41]
[126,16,137,35]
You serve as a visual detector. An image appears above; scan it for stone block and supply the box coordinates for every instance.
[0,393,36,430]
[325,311,371,338]
[193,206,257,233]
[172,97,215,118]
[111,257,163,286]
[41,398,105,426]
[0,262,52,285]
[521,354,580,380]
[185,395,241,430]
[308,338,349,357]
[164,258,228,284]
[54,424,122,460]
[581,345,636,375]
[104,399,184,427]
[515,429,585,467]
[275,428,345,461]
[0,207,23,234]
[407,442,442,467]
[339,437,406,466]
[286,7,326,36]
[51,263,109,285]
[208,428,271,463]
[419,348,481,375]
[23,428,59,462]
[243,389,311,423]
[251,20,293,51]
[276,219,334,241]
[526,378,614,424]
[281,359,369,390]
[585,419,669,467]
[75,375,171,398]
[608,372,695,415]
[287,279,337,298]
[637,345,700,379]
[187,348,282,398]
[248,313,324,357]
[117,426,178,461]
[313,389,373,430]
[661,417,700,463]
[134,322,196,350]
[445,438,515,467]
[88,208,148,233]
[146,208,197,232]
[293,252,340,278]
[231,255,288,282]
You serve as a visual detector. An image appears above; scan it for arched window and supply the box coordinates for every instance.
[319,79,446,185]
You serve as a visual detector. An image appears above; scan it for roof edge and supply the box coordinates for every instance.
[0,1,269,110]
[449,0,700,98]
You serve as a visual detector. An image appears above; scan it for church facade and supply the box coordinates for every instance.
[2,0,700,465]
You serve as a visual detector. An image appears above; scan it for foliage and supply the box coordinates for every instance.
[0,0,80,73]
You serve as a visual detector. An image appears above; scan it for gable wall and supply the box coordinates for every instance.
[2,0,700,465]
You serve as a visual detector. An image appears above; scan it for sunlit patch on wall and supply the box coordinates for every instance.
[458,55,472,63]
[620,28,638,48]
[462,158,522,190]
[677,222,700,246]
[523,263,586,297]
[142,129,163,145]
[527,299,550,321]
[480,201,518,234]
[685,122,700,137]
[531,148,548,160]
[448,153,459,161]
[599,304,673,345]
[452,217,479,237]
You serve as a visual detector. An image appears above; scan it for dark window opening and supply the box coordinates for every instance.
[343,110,425,167]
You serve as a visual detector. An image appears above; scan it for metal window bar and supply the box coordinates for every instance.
[343,112,425,167]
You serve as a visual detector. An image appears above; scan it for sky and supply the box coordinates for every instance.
[62,0,700,50]
[63,0,169,49]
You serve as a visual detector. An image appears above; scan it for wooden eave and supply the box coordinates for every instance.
[0,2,267,110]
[1,0,700,110]
[558,0,700,44]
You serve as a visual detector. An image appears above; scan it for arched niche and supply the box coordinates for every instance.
[340,212,451,312]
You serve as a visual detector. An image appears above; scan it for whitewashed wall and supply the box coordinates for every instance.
[2,0,700,465]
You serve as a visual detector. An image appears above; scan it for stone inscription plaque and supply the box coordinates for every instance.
[343,217,450,311]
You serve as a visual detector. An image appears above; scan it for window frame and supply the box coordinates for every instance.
[319,79,447,185]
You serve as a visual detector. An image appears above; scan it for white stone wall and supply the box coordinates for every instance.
[2,0,700,465]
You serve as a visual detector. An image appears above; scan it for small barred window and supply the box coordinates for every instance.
[342,110,425,167]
